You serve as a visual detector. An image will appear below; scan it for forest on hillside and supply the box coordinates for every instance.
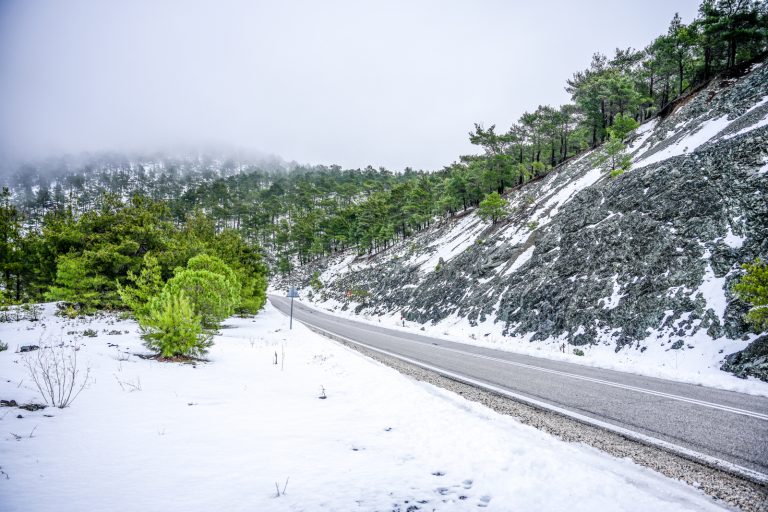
[0,0,766,308]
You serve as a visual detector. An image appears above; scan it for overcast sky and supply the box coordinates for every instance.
[0,0,701,170]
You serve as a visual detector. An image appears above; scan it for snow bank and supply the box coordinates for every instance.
[600,274,625,310]
[531,166,604,227]
[634,115,731,168]
[415,214,486,272]
[503,245,535,275]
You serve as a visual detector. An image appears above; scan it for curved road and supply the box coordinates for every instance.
[269,295,768,480]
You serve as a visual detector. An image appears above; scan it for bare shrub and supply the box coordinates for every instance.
[114,374,142,392]
[274,477,289,497]
[23,345,91,408]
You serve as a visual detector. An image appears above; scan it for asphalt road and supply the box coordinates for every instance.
[269,295,768,479]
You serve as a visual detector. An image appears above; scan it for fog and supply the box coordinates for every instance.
[0,0,701,170]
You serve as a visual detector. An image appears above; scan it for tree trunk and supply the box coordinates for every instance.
[600,99,606,142]
[704,46,711,80]
[562,131,568,160]
[729,41,737,68]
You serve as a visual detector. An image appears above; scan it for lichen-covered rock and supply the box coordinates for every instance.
[721,335,768,382]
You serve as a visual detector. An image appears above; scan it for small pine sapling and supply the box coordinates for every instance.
[477,192,508,224]
[139,290,212,359]
[309,271,323,291]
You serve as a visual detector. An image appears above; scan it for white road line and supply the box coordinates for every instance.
[417,342,768,421]
[287,301,768,421]
[299,320,768,485]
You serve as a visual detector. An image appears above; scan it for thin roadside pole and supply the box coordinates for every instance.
[287,286,299,329]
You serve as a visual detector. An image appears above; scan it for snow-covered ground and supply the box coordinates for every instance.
[0,304,727,511]
[295,296,768,398]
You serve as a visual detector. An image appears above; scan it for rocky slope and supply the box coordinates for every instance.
[285,61,768,383]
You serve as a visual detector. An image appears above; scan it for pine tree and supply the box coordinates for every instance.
[140,290,212,358]
[733,259,768,331]
[608,113,640,141]
[310,271,323,291]
[45,254,113,312]
[595,138,633,178]
[186,254,241,310]
[208,230,268,314]
[0,187,23,301]
[477,192,508,224]
[594,114,637,178]
[164,269,238,329]
[118,252,164,318]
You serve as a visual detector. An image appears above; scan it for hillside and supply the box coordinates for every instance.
[286,60,768,387]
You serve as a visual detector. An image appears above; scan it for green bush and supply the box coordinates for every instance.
[237,272,267,314]
[610,169,625,178]
[118,253,164,318]
[531,161,547,176]
[165,269,238,328]
[733,258,768,332]
[573,348,585,356]
[45,254,114,313]
[309,271,323,291]
[140,290,212,358]
[0,341,7,352]
[186,254,241,308]
[193,233,268,315]
[277,256,292,275]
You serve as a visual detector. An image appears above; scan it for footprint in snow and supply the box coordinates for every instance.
[478,495,492,508]
[462,479,473,489]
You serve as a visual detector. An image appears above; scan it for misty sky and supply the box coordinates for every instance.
[0,0,701,170]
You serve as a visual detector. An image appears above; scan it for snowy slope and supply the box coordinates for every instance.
[286,60,768,390]
[0,305,726,512]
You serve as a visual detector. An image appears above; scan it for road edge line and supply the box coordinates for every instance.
[300,320,768,486]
